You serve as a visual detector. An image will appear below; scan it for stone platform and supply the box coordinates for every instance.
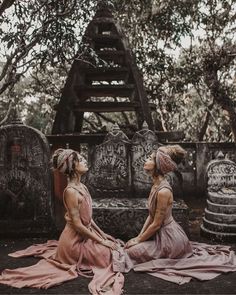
[92,198,189,240]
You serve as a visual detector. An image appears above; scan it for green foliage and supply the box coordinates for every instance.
[0,0,235,141]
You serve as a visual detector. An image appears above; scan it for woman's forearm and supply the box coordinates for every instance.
[91,219,104,235]
[138,215,152,236]
[72,221,103,243]
[138,222,160,242]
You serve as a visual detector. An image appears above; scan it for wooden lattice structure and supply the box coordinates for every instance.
[52,1,155,134]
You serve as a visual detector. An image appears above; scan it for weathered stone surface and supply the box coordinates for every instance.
[92,198,189,240]
[208,191,236,205]
[205,209,236,224]
[86,124,131,198]
[200,225,236,242]
[131,123,158,198]
[202,217,236,233]
[0,114,54,237]
[207,199,236,214]
[201,152,236,241]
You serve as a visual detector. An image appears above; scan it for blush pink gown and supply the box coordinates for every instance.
[0,184,124,295]
[126,180,236,284]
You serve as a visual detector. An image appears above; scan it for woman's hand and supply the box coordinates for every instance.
[101,232,116,241]
[124,237,140,249]
[101,239,119,250]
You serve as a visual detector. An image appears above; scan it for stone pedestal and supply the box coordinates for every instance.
[201,152,236,242]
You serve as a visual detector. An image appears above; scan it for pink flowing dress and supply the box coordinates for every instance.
[0,184,124,295]
[126,180,236,284]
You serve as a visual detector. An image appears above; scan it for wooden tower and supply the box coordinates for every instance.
[52,1,155,134]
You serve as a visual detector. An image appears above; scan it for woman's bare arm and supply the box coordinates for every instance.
[138,215,153,237]
[64,188,117,249]
[137,189,171,242]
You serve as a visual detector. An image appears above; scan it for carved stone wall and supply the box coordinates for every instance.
[201,152,236,242]
[85,123,184,200]
[0,115,54,236]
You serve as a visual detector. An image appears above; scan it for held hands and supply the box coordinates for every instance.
[124,236,140,249]
[101,232,116,242]
[101,239,119,250]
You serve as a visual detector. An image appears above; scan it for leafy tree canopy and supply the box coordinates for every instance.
[0,0,235,141]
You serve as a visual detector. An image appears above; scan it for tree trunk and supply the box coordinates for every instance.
[205,72,236,141]
[198,102,214,141]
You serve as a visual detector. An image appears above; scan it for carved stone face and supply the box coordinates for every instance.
[75,155,88,175]
[143,153,155,173]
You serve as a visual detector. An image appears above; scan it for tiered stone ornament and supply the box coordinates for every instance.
[0,110,54,237]
[201,151,236,241]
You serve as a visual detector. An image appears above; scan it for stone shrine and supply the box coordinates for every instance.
[0,111,54,237]
[201,151,236,241]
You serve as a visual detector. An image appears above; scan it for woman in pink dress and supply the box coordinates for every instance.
[0,149,124,295]
[125,145,236,284]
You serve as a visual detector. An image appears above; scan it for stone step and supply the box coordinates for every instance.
[202,216,236,233]
[205,208,236,224]
[208,191,236,205]
[200,224,236,242]
[207,199,236,214]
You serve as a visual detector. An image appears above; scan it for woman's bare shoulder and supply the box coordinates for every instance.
[156,188,173,203]
[64,187,84,205]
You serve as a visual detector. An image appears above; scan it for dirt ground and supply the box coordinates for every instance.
[1,197,236,295]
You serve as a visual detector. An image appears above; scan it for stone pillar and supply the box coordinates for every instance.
[0,111,54,237]
[201,151,236,242]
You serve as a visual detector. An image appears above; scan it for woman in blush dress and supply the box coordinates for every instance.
[0,149,124,295]
[125,145,236,285]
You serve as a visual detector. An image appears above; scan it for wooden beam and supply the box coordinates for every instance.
[53,102,156,112]
[84,67,129,81]
[74,102,139,112]
[97,50,125,65]
[75,84,135,98]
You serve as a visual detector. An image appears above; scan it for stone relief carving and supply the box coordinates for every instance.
[131,122,158,197]
[207,151,236,193]
[86,124,131,198]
